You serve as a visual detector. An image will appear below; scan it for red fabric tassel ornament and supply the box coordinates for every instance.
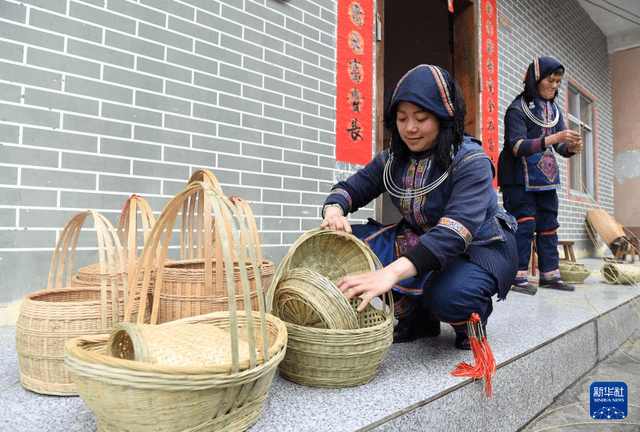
[450,313,496,397]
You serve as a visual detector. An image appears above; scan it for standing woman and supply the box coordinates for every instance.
[498,57,583,295]
[321,64,517,350]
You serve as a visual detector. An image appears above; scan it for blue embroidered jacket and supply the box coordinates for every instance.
[498,95,574,190]
[324,136,517,299]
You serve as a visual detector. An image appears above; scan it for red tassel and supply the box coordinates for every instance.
[450,313,496,398]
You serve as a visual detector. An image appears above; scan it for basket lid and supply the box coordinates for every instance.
[271,268,358,330]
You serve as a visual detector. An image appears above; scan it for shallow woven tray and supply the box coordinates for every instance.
[272,267,358,330]
[558,262,590,284]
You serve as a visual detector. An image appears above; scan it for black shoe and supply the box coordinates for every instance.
[393,316,441,343]
[510,281,537,295]
[455,332,471,350]
[539,280,575,291]
[454,324,487,350]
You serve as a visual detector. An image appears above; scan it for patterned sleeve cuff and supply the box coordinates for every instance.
[437,217,472,249]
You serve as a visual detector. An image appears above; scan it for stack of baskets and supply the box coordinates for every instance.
[16,210,149,395]
[558,262,590,284]
[268,228,393,388]
[64,181,287,432]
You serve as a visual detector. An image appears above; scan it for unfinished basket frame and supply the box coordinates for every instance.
[16,210,138,395]
[64,181,287,432]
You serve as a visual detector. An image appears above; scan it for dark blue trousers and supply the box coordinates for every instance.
[502,185,560,273]
[352,223,497,327]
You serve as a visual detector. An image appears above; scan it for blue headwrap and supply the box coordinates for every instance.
[523,56,564,83]
[388,64,455,121]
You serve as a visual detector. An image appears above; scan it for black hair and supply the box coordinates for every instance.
[384,70,467,171]
[522,65,564,104]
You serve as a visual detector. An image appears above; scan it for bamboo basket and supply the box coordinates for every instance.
[16,210,149,396]
[187,169,275,293]
[268,228,379,311]
[601,262,640,285]
[269,229,394,388]
[72,194,157,288]
[558,262,590,284]
[64,181,287,432]
[586,209,626,249]
[272,267,358,330]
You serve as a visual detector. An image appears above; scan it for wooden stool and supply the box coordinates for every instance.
[558,240,576,262]
[530,239,576,277]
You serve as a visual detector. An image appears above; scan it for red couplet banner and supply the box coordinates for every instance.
[481,0,499,188]
[335,0,374,166]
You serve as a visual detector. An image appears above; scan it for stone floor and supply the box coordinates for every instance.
[1,258,640,431]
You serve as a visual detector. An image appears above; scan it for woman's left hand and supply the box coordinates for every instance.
[337,268,396,312]
[337,257,418,311]
[568,139,583,154]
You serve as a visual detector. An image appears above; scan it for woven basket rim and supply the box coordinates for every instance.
[65,311,287,375]
[283,305,393,336]
[24,286,131,301]
[272,268,359,330]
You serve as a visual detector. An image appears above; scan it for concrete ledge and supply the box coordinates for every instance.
[1,258,640,432]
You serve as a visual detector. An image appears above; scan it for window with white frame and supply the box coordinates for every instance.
[566,84,595,197]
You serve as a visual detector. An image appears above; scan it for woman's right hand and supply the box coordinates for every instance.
[547,129,582,147]
[320,206,352,233]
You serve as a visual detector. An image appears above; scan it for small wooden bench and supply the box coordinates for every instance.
[530,240,575,276]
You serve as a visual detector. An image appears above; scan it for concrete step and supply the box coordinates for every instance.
[2,258,639,432]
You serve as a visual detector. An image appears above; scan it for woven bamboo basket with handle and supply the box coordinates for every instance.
[268,229,394,388]
[16,210,148,396]
[64,181,287,432]
[72,194,157,288]
[187,169,275,293]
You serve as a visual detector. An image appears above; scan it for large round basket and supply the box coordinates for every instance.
[269,229,393,388]
[68,181,285,432]
[278,296,393,388]
[17,287,149,395]
[64,312,287,432]
[558,262,590,284]
[155,259,262,320]
[16,210,148,395]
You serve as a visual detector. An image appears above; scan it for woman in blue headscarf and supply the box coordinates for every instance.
[498,57,583,295]
[321,65,517,350]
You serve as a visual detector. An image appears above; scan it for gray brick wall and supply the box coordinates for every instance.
[0,0,368,303]
[497,0,613,256]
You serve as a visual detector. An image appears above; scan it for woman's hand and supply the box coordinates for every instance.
[567,139,583,154]
[337,257,418,311]
[547,130,582,148]
[320,206,352,233]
